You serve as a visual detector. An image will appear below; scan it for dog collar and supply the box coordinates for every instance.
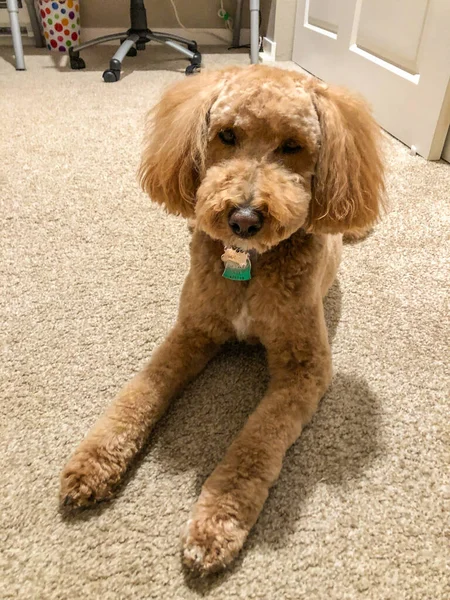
[221,247,252,281]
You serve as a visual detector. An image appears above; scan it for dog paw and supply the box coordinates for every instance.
[182,509,249,574]
[59,449,118,511]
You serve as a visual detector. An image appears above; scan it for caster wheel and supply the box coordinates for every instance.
[70,56,86,70]
[127,47,137,57]
[187,42,198,53]
[103,69,120,82]
[185,64,201,75]
[136,42,146,51]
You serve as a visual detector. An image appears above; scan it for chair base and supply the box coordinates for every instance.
[69,28,202,81]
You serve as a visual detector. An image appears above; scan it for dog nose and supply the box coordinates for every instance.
[228,207,263,238]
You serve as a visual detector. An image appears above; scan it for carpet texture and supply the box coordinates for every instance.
[1,46,449,600]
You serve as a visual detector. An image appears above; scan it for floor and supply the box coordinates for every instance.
[1,45,449,600]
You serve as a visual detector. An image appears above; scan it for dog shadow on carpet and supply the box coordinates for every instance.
[152,277,344,480]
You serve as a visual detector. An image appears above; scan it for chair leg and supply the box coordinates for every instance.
[150,30,198,53]
[146,34,202,75]
[69,32,129,70]
[121,38,138,56]
[103,34,139,82]
[72,32,129,54]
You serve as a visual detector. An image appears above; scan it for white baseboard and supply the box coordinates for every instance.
[261,37,276,61]
[442,128,450,163]
[81,27,250,47]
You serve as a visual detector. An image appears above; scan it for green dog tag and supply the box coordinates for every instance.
[222,260,251,281]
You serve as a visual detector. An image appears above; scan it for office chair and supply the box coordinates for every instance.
[69,0,202,81]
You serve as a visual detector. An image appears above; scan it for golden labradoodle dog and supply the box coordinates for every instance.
[60,65,385,573]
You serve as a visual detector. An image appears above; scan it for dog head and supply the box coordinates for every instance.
[139,66,385,252]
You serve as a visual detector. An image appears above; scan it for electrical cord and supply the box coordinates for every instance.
[169,0,261,51]
[218,0,233,31]
[170,0,234,32]
[169,0,189,30]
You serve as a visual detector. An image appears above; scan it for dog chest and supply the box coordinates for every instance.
[232,302,253,341]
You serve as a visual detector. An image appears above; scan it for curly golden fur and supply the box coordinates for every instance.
[60,65,385,574]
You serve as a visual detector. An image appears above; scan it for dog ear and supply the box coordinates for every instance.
[139,70,229,218]
[307,83,386,234]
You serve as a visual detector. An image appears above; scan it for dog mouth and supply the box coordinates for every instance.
[227,237,259,253]
[195,189,308,254]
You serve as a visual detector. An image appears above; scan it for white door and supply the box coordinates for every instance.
[292,0,450,160]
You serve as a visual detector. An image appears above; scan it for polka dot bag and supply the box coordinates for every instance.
[38,0,80,52]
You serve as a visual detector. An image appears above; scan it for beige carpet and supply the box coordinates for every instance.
[1,45,449,600]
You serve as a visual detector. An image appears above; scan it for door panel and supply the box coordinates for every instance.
[308,0,339,35]
[357,0,429,74]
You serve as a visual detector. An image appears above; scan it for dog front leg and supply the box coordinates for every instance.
[60,321,227,510]
[182,336,332,574]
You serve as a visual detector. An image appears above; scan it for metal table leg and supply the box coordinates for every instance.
[232,0,259,64]
[6,0,25,70]
[232,0,244,48]
[24,0,45,48]
[250,0,260,64]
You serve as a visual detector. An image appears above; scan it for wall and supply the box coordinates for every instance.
[81,0,269,34]
[266,0,297,61]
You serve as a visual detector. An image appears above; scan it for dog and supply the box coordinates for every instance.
[60,65,385,574]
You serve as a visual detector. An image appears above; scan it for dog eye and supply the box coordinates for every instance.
[218,129,237,146]
[279,139,303,154]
